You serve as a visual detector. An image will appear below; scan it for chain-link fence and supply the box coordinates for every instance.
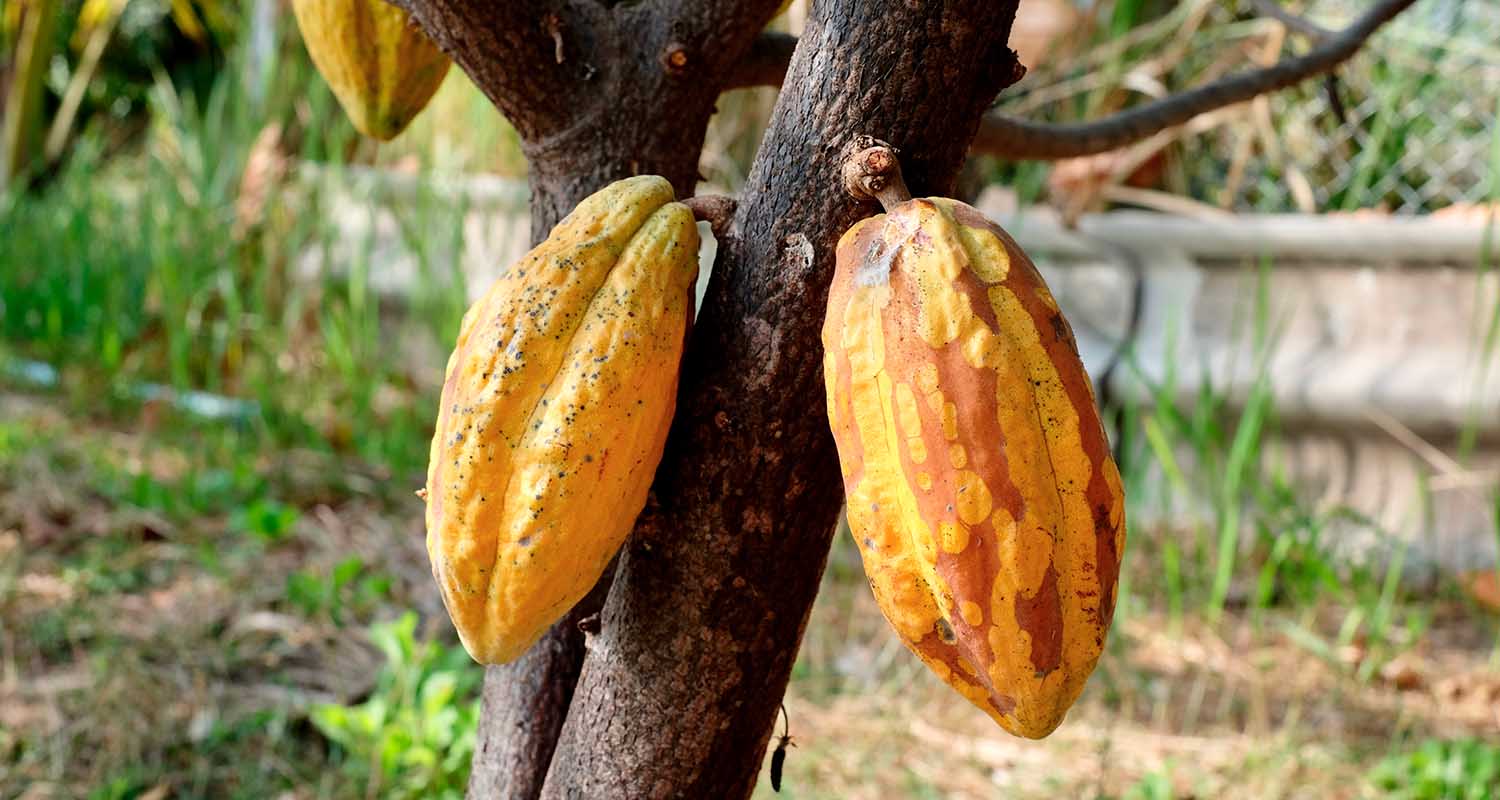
[1002,0,1500,214]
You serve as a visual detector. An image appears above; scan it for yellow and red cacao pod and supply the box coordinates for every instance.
[290,0,450,141]
[822,196,1126,739]
[425,176,700,664]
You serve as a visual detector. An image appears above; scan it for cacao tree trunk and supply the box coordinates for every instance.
[540,3,1023,797]
[398,2,786,794]
[398,1,1022,796]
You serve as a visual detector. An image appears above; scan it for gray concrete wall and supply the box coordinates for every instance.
[295,167,1500,578]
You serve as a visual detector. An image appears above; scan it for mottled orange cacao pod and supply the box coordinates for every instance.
[822,196,1126,739]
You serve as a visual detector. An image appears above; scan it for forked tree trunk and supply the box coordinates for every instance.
[397,1,1021,796]
[542,4,1022,796]
[398,5,788,794]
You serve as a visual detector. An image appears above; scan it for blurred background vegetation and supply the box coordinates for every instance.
[1,0,1498,798]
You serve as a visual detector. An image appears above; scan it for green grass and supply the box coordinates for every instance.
[1112,262,1437,682]
[0,20,471,480]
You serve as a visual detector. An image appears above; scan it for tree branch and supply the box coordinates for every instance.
[389,0,589,141]
[657,0,785,67]
[403,0,784,236]
[976,0,1414,159]
[724,0,1415,161]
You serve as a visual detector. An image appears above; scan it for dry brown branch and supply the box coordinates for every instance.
[972,0,1415,159]
[727,0,1415,161]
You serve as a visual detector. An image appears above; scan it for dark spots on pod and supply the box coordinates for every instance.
[1048,314,1068,341]
[935,617,957,644]
[1050,313,1080,357]
[518,536,533,547]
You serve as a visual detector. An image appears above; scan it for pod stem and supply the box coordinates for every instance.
[684,194,737,239]
[841,135,912,212]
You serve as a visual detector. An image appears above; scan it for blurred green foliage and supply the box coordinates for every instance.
[0,1,467,477]
[2,0,246,190]
[1370,738,1500,800]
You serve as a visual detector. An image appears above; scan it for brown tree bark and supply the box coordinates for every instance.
[464,565,612,799]
[392,2,784,795]
[539,3,1022,797]
[394,0,782,237]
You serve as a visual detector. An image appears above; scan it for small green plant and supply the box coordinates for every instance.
[231,498,300,542]
[1369,738,1500,800]
[86,770,156,800]
[310,613,481,800]
[1122,768,1178,800]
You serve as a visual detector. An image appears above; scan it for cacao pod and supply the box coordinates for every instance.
[290,0,450,141]
[822,196,1126,738]
[425,176,700,664]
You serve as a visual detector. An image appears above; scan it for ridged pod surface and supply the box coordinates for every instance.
[290,0,450,141]
[425,176,700,665]
[822,196,1126,738]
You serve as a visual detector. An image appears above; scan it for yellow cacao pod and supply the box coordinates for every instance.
[822,196,1126,739]
[425,176,700,664]
[290,0,451,141]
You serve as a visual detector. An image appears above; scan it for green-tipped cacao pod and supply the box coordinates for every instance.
[290,0,451,140]
[425,176,700,665]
